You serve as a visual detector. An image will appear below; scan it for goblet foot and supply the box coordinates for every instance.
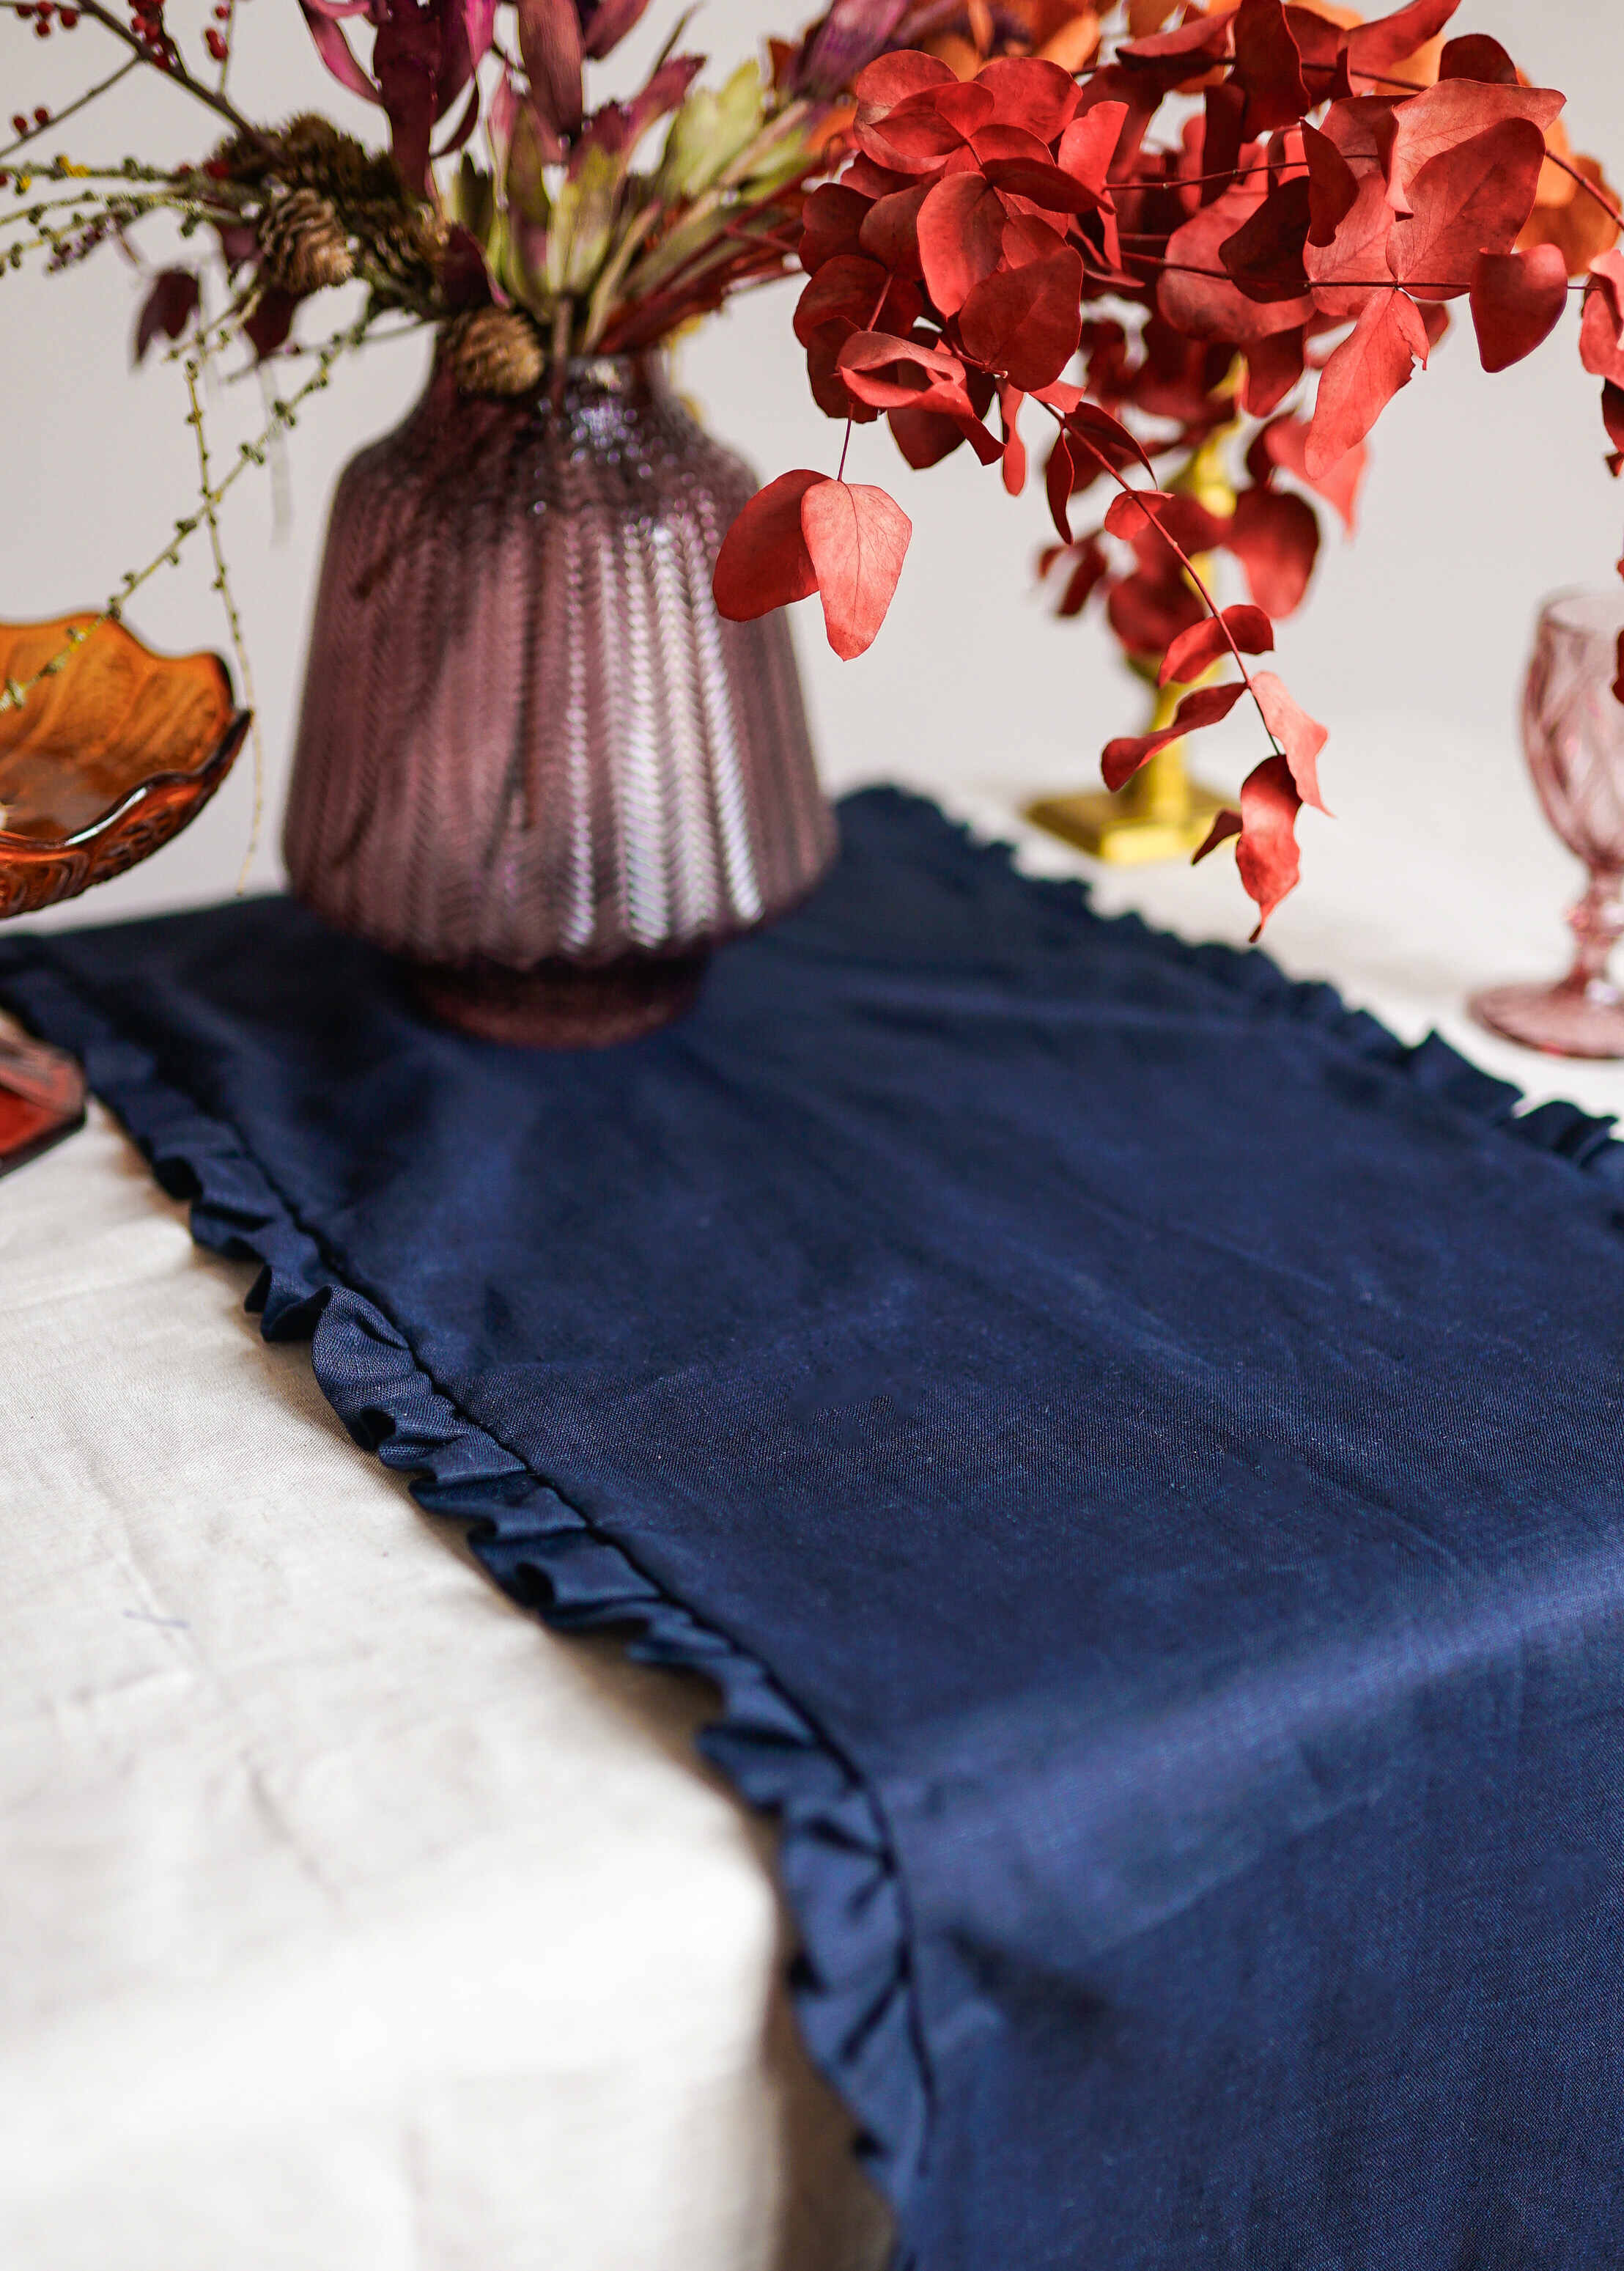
[1470,981,1624,1061]
[0,1031,86,1175]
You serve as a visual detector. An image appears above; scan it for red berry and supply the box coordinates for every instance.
[7,117,23,136]
[204,25,226,57]
[213,4,229,16]
[34,18,50,31]
[59,5,78,21]
[33,106,49,124]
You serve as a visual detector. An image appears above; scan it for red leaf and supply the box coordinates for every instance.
[1231,754,1304,935]
[1162,184,1316,343]
[580,0,651,59]
[1066,400,1160,482]
[1469,246,1569,372]
[978,55,1081,141]
[1581,253,1624,387]
[1306,290,1430,475]
[1602,381,1624,460]
[1304,170,1397,320]
[713,471,824,621]
[1046,430,1077,543]
[958,249,1085,392]
[297,0,377,104]
[243,287,296,361]
[1386,83,1563,205]
[1220,175,1313,303]
[889,405,967,468]
[855,50,954,110]
[802,185,871,273]
[1107,567,1206,658]
[1101,682,1247,792]
[1225,485,1322,615]
[1104,487,1231,556]
[1342,0,1461,82]
[1058,103,1129,194]
[980,158,1108,217]
[1054,537,1110,619]
[1102,486,1176,542]
[134,267,199,364]
[1388,120,1549,300]
[1251,668,1329,809]
[1193,807,1244,863]
[800,480,913,660]
[858,184,930,279]
[1257,417,1368,533]
[794,254,890,347]
[917,173,1008,317]
[1003,210,1071,270]
[837,331,970,411]
[999,384,1027,498]
[1159,605,1276,688]
[1240,326,1308,416]
[1439,34,1518,87]
[1232,0,1310,135]
[1119,9,1234,67]
[516,0,584,138]
[857,82,993,175]
[1302,124,1359,249]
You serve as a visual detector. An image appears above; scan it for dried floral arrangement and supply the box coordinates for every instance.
[1,0,1620,931]
[715,0,1624,929]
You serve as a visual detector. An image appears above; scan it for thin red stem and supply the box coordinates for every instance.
[70,0,251,134]
[1047,402,1282,762]
[1546,150,1624,238]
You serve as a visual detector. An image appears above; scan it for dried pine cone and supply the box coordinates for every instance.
[257,187,353,297]
[355,200,443,292]
[443,307,545,397]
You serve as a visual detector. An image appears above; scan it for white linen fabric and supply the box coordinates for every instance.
[4,735,1623,2270]
[0,1110,891,2271]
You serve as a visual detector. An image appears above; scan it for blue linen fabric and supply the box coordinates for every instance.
[6,787,1624,2271]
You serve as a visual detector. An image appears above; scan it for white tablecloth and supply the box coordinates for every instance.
[4,724,1620,2270]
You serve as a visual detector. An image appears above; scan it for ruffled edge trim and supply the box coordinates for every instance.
[0,950,930,2253]
[849,787,1624,1189]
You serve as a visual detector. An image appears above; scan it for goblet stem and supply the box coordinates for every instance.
[1561,869,1624,1003]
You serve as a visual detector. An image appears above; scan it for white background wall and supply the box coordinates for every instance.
[7,0,1624,957]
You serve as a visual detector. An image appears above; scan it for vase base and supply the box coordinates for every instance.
[1471,980,1624,1061]
[414,950,711,1050]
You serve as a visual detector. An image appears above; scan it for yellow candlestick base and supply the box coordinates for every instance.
[1026,740,1229,867]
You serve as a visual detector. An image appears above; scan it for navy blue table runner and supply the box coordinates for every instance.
[7,789,1624,2270]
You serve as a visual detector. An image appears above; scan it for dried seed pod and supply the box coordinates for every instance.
[257,187,353,297]
[443,306,545,397]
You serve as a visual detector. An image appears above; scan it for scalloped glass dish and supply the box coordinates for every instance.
[0,613,248,1173]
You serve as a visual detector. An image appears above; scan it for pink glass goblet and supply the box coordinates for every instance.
[1472,589,1624,1059]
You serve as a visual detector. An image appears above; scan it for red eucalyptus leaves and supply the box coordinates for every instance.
[715,0,1624,935]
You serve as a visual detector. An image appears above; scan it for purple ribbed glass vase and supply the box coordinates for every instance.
[284,352,835,1047]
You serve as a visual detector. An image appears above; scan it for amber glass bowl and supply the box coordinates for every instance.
[0,614,248,919]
